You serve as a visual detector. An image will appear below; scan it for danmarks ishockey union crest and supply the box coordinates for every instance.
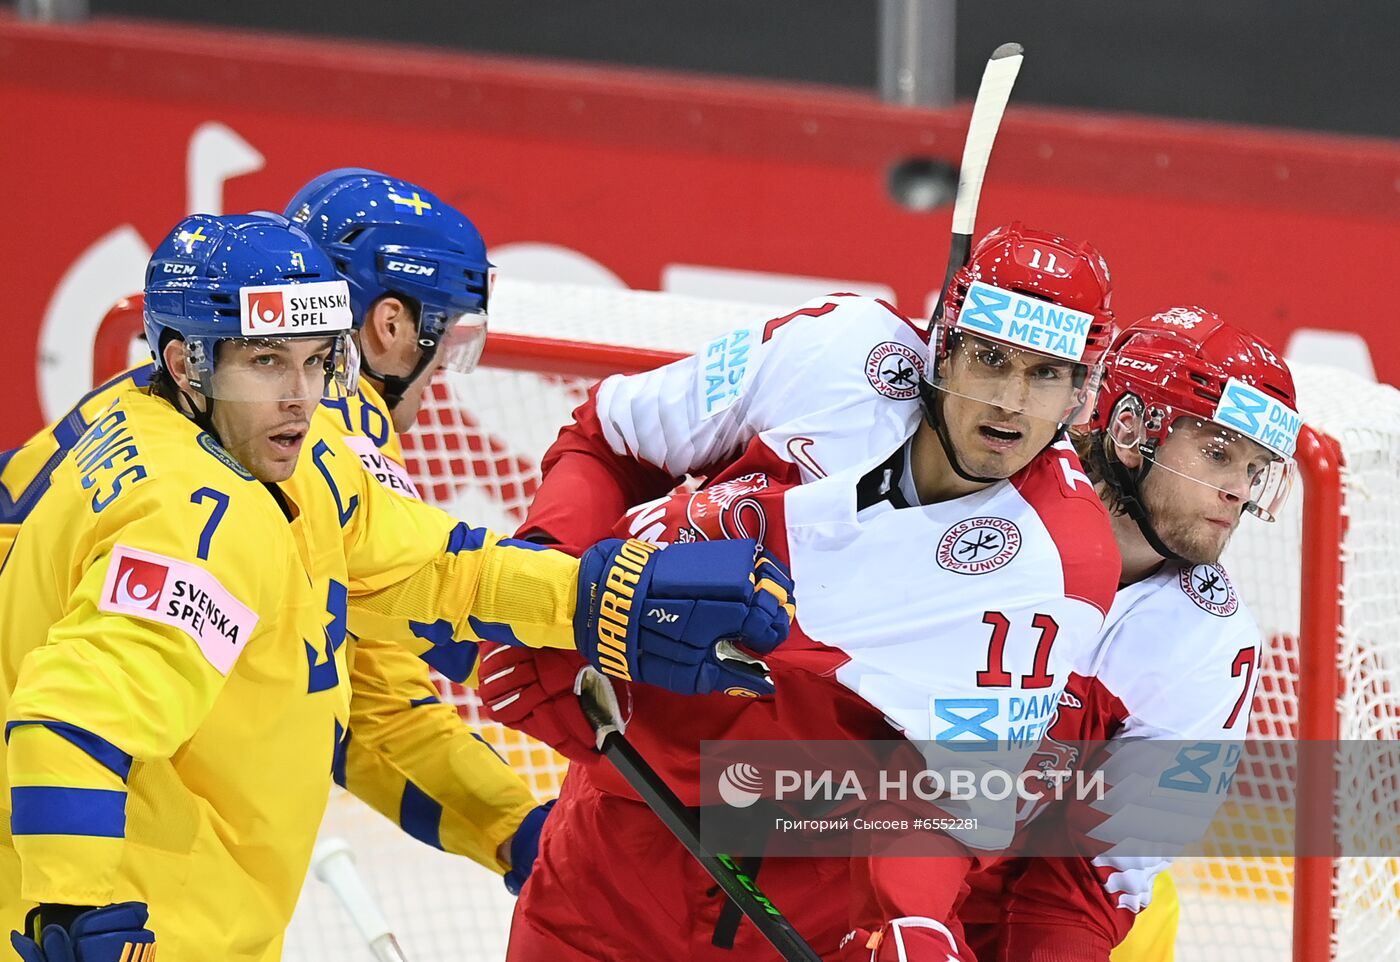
[937,517,1022,574]
[865,341,925,400]
[1179,563,1238,617]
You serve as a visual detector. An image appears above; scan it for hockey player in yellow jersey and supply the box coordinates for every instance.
[0,171,542,891]
[0,214,794,961]
[0,169,638,916]
[286,169,551,894]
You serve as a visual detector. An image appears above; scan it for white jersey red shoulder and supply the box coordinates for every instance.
[516,295,1122,950]
[595,293,929,484]
[521,294,924,550]
[595,296,1120,845]
[1070,560,1263,743]
[963,559,1264,951]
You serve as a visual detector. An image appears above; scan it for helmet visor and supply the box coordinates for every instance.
[1114,413,1296,522]
[932,327,1105,426]
[186,333,360,403]
[434,310,489,376]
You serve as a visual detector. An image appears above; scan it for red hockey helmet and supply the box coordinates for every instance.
[1091,306,1300,521]
[930,223,1117,427]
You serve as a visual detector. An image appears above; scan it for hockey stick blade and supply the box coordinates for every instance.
[312,837,412,962]
[578,669,824,962]
[932,41,1024,321]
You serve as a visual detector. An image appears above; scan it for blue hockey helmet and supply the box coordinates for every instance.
[286,168,492,406]
[143,212,359,403]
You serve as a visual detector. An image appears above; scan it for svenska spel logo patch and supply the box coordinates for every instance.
[1179,563,1239,617]
[937,517,1022,574]
[345,436,421,500]
[110,554,169,612]
[246,290,286,330]
[957,281,1094,362]
[865,341,925,400]
[100,544,259,675]
[240,280,353,336]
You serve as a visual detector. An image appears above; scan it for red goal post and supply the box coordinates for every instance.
[90,281,1397,962]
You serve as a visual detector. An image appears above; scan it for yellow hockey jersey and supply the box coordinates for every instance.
[0,384,578,959]
[318,380,540,875]
[2,370,543,883]
[0,366,156,567]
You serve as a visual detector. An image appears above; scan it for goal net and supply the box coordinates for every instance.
[91,279,1400,962]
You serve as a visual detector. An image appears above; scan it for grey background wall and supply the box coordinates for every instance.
[80,0,1400,139]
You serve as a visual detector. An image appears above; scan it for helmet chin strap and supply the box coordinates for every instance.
[1105,444,1185,563]
[182,391,232,458]
[918,378,1072,486]
[188,396,221,443]
[918,379,1006,486]
[151,338,228,449]
[155,372,224,449]
[360,335,440,411]
[359,356,416,411]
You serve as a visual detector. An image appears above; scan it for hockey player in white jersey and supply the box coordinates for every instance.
[961,307,1301,962]
[479,223,1124,961]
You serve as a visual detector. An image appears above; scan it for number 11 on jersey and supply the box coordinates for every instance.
[975,610,1059,689]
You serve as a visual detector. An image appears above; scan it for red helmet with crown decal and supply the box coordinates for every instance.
[1091,306,1300,521]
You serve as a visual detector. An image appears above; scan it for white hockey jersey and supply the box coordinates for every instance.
[578,294,1122,846]
[511,294,1123,956]
[963,559,1264,949]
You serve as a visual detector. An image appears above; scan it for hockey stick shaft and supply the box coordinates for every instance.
[312,838,412,962]
[931,42,1024,321]
[580,674,824,962]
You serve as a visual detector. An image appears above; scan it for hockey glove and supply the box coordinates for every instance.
[574,538,794,696]
[11,903,155,962]
[478,643,612,762]
[502,799,555,896]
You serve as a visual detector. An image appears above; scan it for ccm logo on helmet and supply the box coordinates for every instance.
[385,259,437,278]
[1118,357,1159,373]
[162,262,197,276]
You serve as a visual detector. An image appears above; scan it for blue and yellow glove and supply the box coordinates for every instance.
[574,538,794,697]
[11,903,155,962]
